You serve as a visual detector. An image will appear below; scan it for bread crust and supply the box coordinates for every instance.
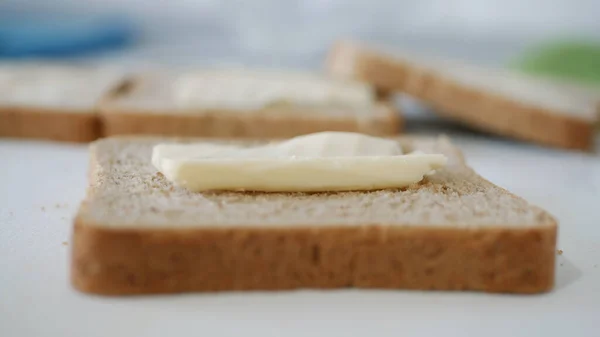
[0,107,99,142]
[327,41,596,150]
[71,136,557,295]
[100,102,402,138]
[71,219,556,295]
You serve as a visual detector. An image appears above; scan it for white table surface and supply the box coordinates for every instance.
[1,130,599,337]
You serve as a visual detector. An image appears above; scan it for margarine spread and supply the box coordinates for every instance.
[174,70,374,109]
[152,132,447,192]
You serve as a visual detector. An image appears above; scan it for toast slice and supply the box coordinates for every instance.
[327,41,599,150]
[0,64,125,142]
[72,136,557,295]
[99,69,402,138]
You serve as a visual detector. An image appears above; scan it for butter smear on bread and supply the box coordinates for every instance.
[152,132,447,192]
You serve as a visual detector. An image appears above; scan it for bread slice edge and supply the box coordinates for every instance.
[0,107,100,142]
[327,40,596,150]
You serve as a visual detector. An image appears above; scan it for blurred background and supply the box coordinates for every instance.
[2,0,600,69]
[2,0,600,132]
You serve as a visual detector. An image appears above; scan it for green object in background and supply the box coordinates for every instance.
[514,40,600,87]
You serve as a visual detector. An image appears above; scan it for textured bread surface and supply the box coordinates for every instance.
[327,41,598,150]
[100,73,402,138]
[0,64,125,142]
[72,136,557,295]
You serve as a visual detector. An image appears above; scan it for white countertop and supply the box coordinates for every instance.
[1,131,599,337]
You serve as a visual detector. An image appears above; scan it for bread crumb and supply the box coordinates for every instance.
[557,249,563,255]
[62,241,68,246]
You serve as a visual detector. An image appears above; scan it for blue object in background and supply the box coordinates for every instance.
[0,14,136,58]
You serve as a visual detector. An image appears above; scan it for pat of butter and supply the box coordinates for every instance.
[152,132,447,192]
[174,69,374,110]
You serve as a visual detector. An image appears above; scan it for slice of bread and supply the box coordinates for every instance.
[72,136,557,295]
[0,64,125,142]
[99,70,402,138]
[327,41,599,150]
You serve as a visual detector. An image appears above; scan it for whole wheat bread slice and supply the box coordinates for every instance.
[99,70,402,138]
[0,64,126,142]
[72,136,557,295]
[327,41,599,150]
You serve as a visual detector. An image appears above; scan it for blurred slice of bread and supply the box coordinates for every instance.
[0,64,125,142]
[327,41,599,150]
[100,69,402,139]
